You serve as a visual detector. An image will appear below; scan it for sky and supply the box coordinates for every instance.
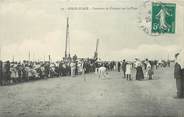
[0,0,184,61]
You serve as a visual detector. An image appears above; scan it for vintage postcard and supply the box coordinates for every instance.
[0,0,184,117]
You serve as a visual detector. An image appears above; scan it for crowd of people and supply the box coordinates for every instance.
[1,51,183,101]
[117,58,170,81]
[0,54,171,86]
[0,56,117,86]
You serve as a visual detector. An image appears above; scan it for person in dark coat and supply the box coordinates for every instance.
[0,60,2,85]
[118,62,121,72]
[83,61,88,74]
[174,53,183,98]
[66,63,71,76]
[22,66,27,81]
[135,59,144,80]
[75,61,78,75]
[44,63,50,78]
[147,65,154,80]
[4,61,11,85]
[136,66,144,80]
[59,62,63,76]
[17,63,22,82]
[122,60,127,78]
[167,60,170,67]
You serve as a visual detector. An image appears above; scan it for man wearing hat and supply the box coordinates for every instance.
[174,52,183,98]
[0,60,2,85]
[122,59,127,78]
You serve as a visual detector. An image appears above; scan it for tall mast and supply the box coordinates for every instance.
[94,38,99,59]
[65,17,69,58]
[95,39,99,53]
[48,54,51,63]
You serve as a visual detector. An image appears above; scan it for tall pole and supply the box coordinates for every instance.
[68,27,70,58]
[48,54,51,78]
[65,17,69,58]
[95,39,99,53]
[49,54,51,63]
[94,38,99,59]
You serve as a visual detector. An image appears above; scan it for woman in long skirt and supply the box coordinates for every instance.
[135,60,144,80]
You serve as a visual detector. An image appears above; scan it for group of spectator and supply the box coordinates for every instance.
[0,58,117,86]
[0,55,171,86]
[117,59,171,81]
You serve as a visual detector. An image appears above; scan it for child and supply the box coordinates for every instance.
[125,62,132,80]
[147,65,154,80]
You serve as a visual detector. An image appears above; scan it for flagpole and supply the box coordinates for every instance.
[49,54,51,63]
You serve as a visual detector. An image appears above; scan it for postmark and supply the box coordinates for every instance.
[138,0,156,36]
[152,2,176,34]
[138,1,176,36]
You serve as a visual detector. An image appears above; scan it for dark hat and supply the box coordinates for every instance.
[175,53,180,58]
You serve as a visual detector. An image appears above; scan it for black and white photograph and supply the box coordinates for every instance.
[0,0,184,117]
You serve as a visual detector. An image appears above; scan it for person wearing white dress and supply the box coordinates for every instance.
[125,62,132,80]
[70,62,76,77]
[145,61,151,79]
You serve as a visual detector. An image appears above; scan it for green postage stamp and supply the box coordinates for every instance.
[152,2,176,34]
